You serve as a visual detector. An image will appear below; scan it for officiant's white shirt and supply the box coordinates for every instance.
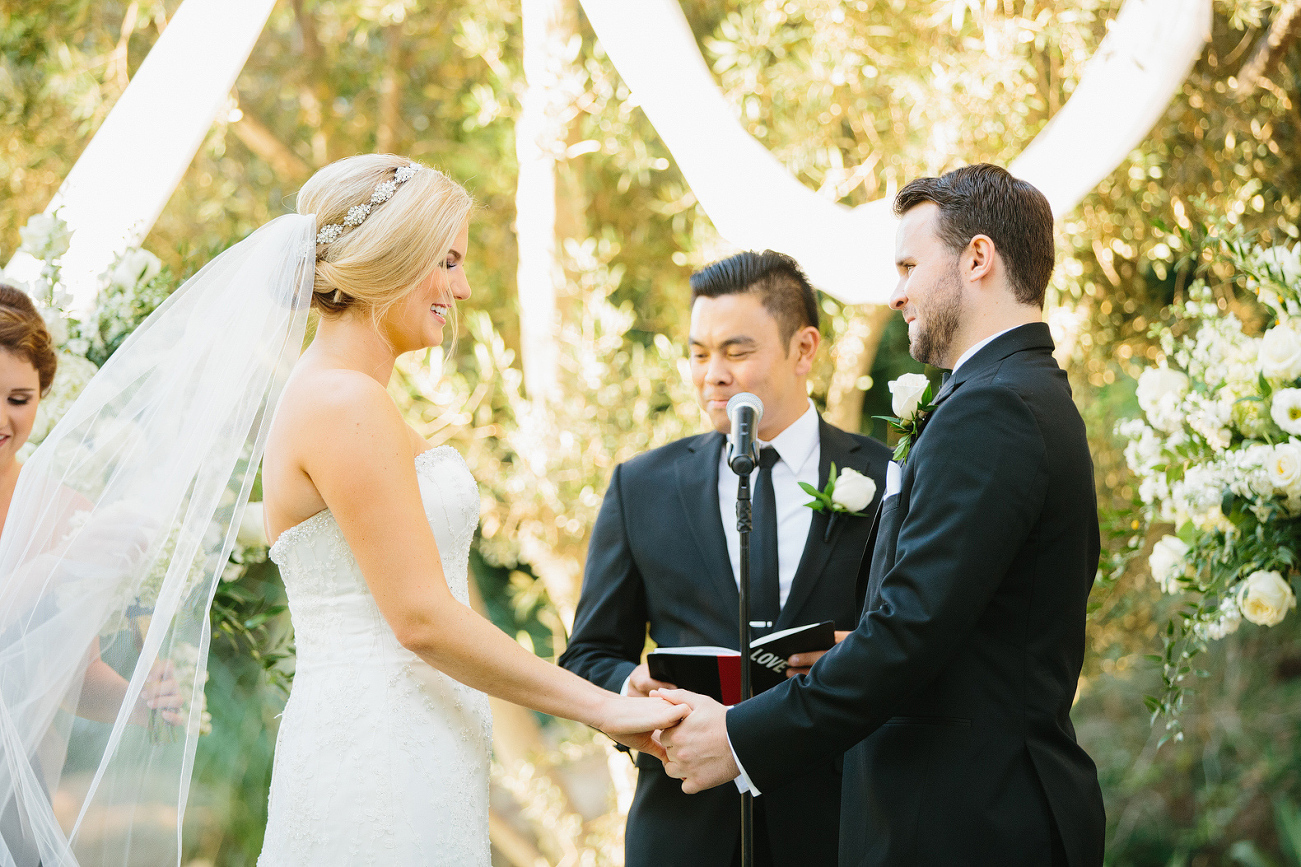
[620,401,819,698]
[717,399,820,611]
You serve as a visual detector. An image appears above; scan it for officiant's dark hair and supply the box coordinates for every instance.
[894,164,1053,308]
[689,250,819,346]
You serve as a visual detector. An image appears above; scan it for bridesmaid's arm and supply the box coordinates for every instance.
[291,372,686,753]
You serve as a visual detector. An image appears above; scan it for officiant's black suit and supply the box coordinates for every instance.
[728,324,1106,867]
[560,417,889,867]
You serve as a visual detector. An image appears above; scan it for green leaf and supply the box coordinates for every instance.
[1260,371,1274,397]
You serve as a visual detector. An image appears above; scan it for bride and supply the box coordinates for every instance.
[0,153,683,867]
[256,154,686,865]
[254,154,686,864]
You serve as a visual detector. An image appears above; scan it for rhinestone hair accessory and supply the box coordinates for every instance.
[315,163,422,247]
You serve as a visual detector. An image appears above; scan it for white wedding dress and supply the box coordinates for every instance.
[258,446,493,866]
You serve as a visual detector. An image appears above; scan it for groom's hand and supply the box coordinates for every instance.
[653,689,739,794]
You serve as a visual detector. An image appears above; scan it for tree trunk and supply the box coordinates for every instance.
[515,0,574,402]
[824,305,893,433]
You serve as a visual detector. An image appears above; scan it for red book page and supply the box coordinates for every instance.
[717,655,742,706]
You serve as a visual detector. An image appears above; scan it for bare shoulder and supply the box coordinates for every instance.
[278,367,409,464]
[264,365,415,538]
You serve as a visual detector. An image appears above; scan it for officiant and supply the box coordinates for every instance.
[559,251,891,867]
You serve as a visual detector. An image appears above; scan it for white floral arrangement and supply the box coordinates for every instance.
[1117,230,1301,740]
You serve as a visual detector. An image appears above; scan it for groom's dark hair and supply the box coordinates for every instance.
[894,163,1054,309]
[690,250,819,347]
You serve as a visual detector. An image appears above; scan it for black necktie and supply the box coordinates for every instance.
[750,446,781,632]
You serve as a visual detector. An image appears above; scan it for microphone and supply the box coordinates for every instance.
[726,393,764,475]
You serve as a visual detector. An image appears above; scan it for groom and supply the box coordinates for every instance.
[560,250,890,867]
[658,164,1107,867]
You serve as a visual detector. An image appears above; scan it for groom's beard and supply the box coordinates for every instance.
[909,269,963,368]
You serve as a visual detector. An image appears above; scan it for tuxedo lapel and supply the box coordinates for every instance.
[777,420,865,629]
[676,433,740,612]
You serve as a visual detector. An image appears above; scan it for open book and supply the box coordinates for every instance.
[646,621,836,705]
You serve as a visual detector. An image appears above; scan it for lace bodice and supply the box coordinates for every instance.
[268,446,480,659]
[259,446,492,867]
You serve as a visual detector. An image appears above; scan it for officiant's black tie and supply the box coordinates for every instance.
[751,446,781,633]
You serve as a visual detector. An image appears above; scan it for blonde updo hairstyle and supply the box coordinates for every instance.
[297,154,472,327]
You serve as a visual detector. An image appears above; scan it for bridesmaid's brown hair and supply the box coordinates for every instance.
[0,283,57,395]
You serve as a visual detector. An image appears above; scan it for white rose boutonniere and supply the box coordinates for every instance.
[801,463,876,541]
[876,373,937,463]
[1238,570,1297,627]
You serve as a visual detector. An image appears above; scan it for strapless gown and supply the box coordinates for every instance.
[258,446,492,866]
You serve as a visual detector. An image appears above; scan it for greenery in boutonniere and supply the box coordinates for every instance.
[875,373,938,464]
[800,463,877,516]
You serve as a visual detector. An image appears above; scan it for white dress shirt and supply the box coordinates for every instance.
[716,400,820,613]
[620,401,820,699]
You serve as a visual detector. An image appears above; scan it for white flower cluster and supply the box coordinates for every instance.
[1121,244,1301,634]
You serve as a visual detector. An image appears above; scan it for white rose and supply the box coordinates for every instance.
[1238,570,1297,627]
[237,502,269,548]
[1272,388,1301,435]
[888,373,931,422]
[831,467,876,513]
[18,213,72,260]
[1147,535,1189,595]
[1266,441,1301,500]
[1260,323,1301,381]
[110,248,162,289]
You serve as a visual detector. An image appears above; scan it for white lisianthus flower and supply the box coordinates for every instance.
[110,248,163,290]
[38,306,68,347]
[831,468,876,513]
[237,502,269,548]
[1259,323,1301,382]
[888,373,931,422]
[1238,570,1297,627]
[1271,388,1301,435]
[1135,367,1188,433]
[19,214,73,260]
[1148,535,1190,595]
[1258,244,1301,283]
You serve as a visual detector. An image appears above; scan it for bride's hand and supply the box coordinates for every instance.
[596,695,690,760]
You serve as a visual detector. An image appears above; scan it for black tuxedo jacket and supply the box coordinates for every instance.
[560,417,890,867]
[728,324,1106,867]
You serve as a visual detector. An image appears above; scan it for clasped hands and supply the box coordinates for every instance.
[615,636,839,794]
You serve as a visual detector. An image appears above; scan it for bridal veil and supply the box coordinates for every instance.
[0,214,313,865]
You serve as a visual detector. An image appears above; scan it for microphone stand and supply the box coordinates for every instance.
[731,448,756,867]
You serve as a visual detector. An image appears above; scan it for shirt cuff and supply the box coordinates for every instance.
[725,709,761,796]
[619,674,633,697]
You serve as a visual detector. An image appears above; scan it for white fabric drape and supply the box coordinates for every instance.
[579,0,1212,304]
[3,0,278,315]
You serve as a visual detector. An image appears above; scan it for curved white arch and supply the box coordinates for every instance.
[579,0,1211,304]
[4,0,277,314]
